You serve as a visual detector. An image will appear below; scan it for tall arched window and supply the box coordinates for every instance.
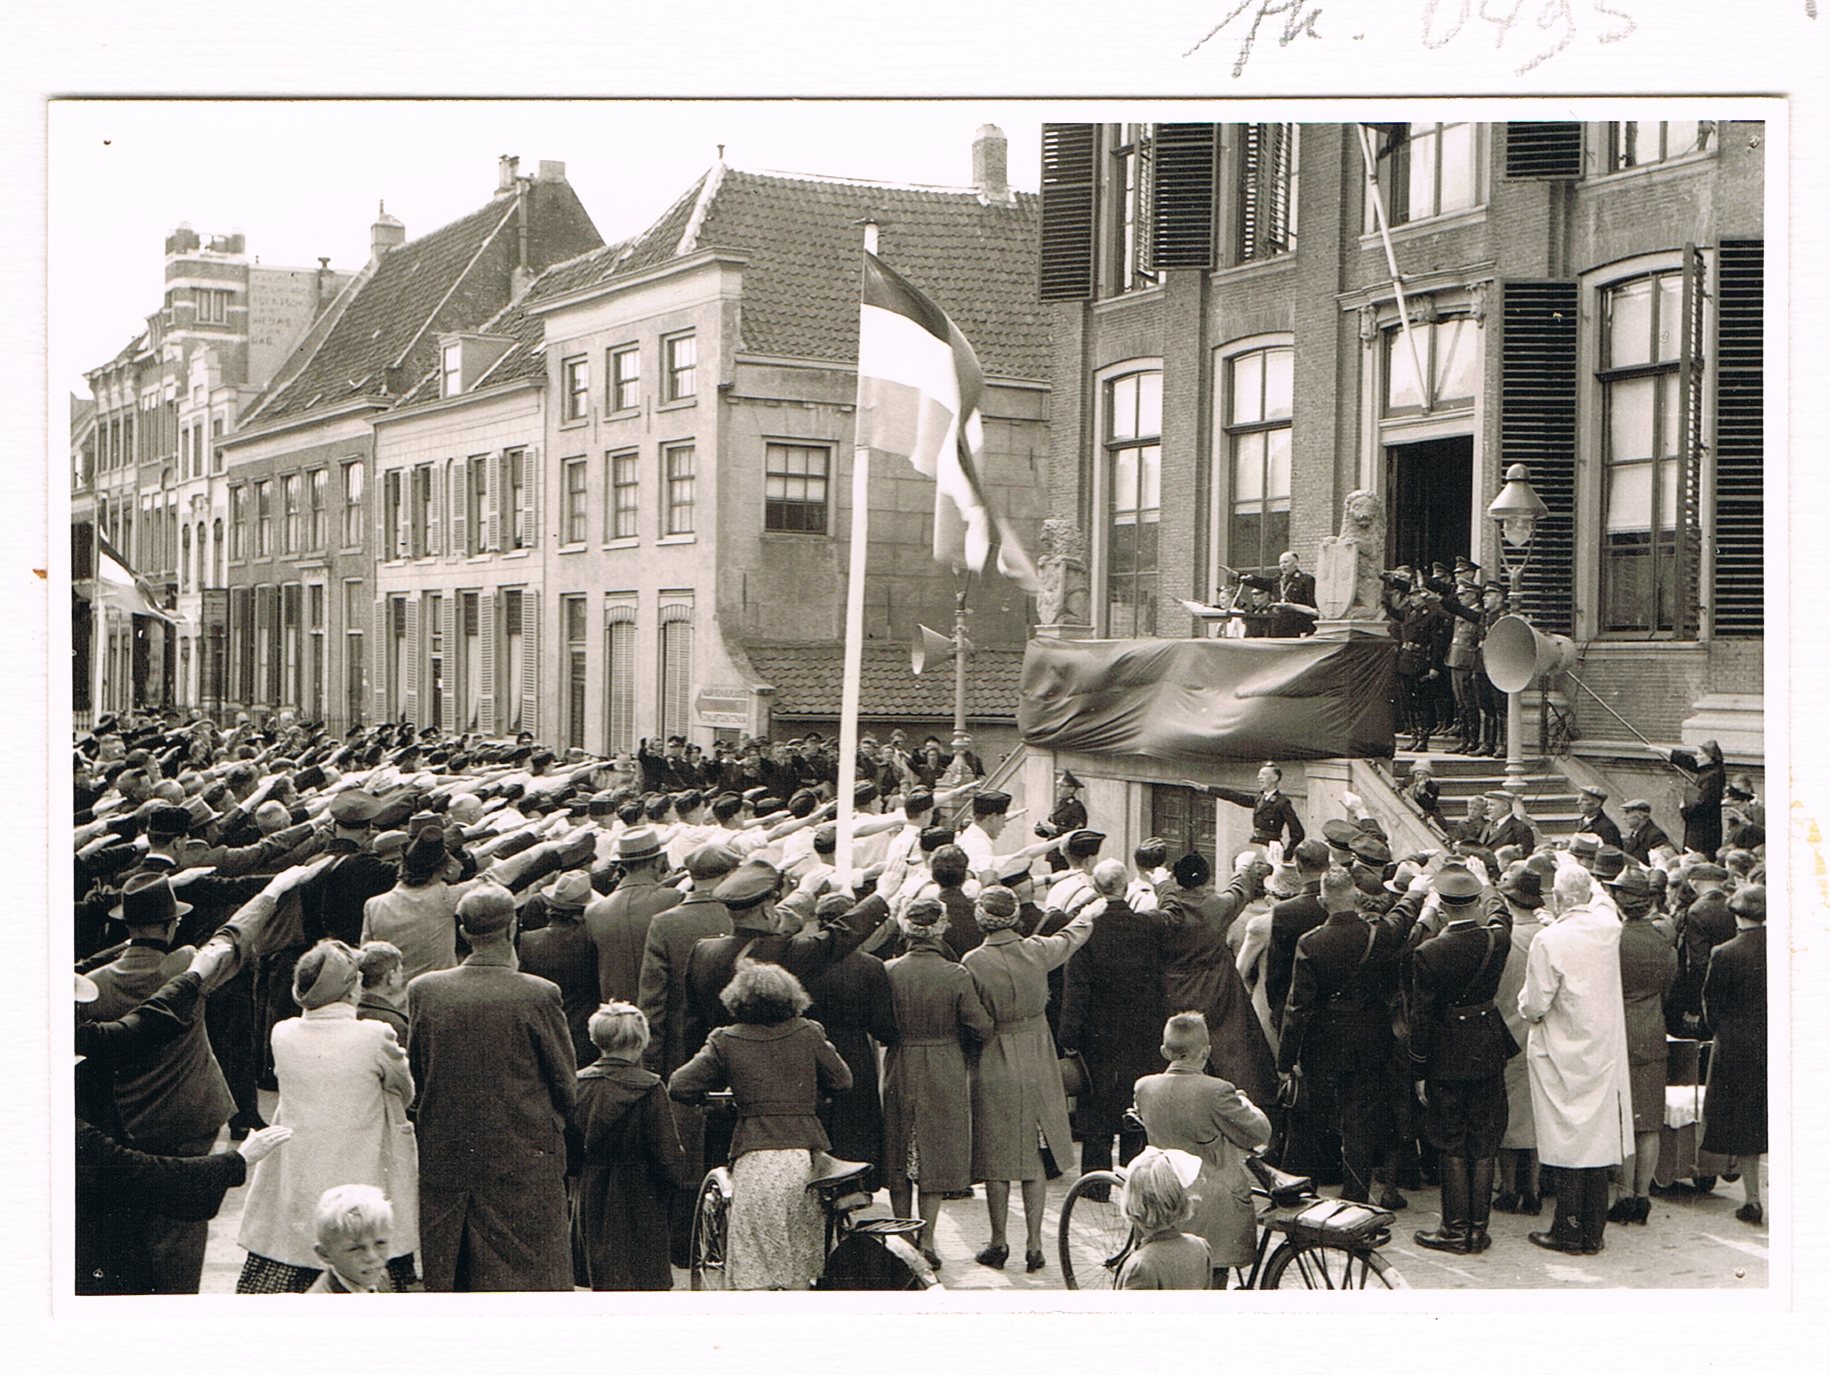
[1225,346,1294,575]
[1103,369,1162,636]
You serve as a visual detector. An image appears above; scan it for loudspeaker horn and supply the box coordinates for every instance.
[911,624,965,675]
[1483,614,1577,693]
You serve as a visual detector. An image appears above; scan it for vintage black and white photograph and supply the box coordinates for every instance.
[53,97,1780,1301]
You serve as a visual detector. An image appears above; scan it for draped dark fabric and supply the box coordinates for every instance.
[1018,634,1396,761]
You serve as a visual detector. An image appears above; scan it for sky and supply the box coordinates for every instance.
[48,99,1045,399]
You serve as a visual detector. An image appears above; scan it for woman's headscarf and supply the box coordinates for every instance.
[293,939,361,1010]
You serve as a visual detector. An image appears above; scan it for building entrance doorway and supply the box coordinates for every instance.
[1385,435,1473,577]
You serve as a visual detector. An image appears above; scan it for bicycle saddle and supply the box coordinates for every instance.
[1246,1154,1314,1204]
[806,1155,873,1193]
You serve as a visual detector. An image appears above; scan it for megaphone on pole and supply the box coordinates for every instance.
[1483,614,1576,693]
[911,624,972,675]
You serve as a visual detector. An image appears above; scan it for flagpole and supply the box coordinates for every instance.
[834,222,879,887]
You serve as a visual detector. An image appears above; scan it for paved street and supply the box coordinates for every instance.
[200,1089,1766,1294]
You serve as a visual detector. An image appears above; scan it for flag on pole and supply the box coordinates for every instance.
[93,528,174,623]
[857,252,1040,593]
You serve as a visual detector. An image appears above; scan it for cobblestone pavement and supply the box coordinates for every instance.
[200,1092,1767,1294]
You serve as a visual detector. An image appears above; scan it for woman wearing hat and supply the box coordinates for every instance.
[1609,866,1678,1224]
[962,883,1099,1272]
[236,939,420,1292]
[1668,739,1727,858]
[882,896,996,1270]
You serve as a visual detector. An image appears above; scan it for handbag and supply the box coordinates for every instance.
[1058,1049,1089,1101]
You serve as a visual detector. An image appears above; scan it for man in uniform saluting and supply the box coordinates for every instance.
[1185,763,1305,852]
[1407,863,1517,1255]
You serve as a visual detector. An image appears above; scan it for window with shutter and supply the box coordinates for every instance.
[403,594,420,725]
[1713,240,1763,638]
[486,453,502,552]
[1237,124,1298,263]
[1110,125,1161,294]
[1040,123,1097,302]
[1504,123,1583,180]
[523,447,541,549]
[658,608,692,741]
[605,606,637,754]
[477,590,495,734]
[372,599,388,722]
[1500,281,1578,635]
[1149,124,1218,270]
[520,588,540,738]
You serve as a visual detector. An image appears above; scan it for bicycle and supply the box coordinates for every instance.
[1058,1153,1408,1290]
[688,1094,937,1291]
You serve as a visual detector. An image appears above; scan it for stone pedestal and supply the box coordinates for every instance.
[1034,622,1095,641]
[1312,618,1392,639]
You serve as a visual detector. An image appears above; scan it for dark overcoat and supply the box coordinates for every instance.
[1701,925,1766,1156]
[1060,899,1170,1136]
[882,939,994,1191]
[567,1060,692,1290]
[803,948,899,1171]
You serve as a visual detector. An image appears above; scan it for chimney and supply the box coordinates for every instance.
[973,124,1012,204]
[537,160,567,183]
[371,201,405,260]
[498,154,521,194]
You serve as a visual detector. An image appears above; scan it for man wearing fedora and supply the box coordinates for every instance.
[518,869,602,1069]
[585,825,684,1006]
[78,872,236,1292]
[409,886,576,1291]
[1407,865,1517,1255]
[360,828,484,987]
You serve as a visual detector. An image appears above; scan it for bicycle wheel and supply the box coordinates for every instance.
[1058,1170,1132,1290]
[689,1168,734,1292]
[1257,1239,1409,1289]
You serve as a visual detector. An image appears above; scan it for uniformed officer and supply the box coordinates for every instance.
[1185,762,1305,850]
[1384,570,1452,753]
[1407,863,1517,1254]
[1277,866,1428,1201]
[1471,582,1511,757]
[297,790,398,948]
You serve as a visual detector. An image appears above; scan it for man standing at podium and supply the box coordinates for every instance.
[1224,551,1317,639]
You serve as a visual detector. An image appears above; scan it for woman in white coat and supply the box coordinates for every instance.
[236,939,420,1292]
[1518,865,1634,1257]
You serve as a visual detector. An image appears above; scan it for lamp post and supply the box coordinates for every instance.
[940,587,976,789]
[1486,464,1548,799]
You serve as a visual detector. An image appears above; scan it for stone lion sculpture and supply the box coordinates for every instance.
[1318,488,1388,620]
[1036,518,1090,626]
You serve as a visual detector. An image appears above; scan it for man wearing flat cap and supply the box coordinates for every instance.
[1407,864,1516,1255]
[408,885,576,1291]
[518,870,602,1069]
[1573,785,1622,850]
[584,825,684,1005]
[1184,763,1305,851]
[1618,799,1671,866]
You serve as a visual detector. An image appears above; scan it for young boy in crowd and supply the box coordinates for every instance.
[354,941,409,1039]
[305,1185,395,1293]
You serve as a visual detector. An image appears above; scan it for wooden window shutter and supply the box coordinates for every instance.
[403,594,420,725]
[1149,124,1218,270]
[427,466,442,557]
[394,471,410,561]
[477,591,496,734]
[1499,281,1579,635]
[520,588,540,739]
[1714,239,1763,638]
[1672,245,1708,641]
[438,592,456,730]
[372,600,388,721]
[486,454,502,552]
[1039,123,1097,301]
[448,459,465,560]
[1237,123,1295,263]
[521,447,541,550]
[1504,123,1583,180]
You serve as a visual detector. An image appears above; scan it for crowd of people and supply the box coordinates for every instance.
[70,706,1767,1293]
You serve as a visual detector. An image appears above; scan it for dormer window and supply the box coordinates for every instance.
[442,341,463,397]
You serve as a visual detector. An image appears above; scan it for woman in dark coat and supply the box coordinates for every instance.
[800,895,899,1175]
[1669,739,1727,857]
[568,1002,692,1290]
[882,897,995,1267]
[1609,871,1678,1223]
[1702,885,1767,1224]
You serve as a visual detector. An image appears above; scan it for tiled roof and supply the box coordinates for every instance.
[746,642,1026,720]
[555,167,1047,381]
[245,197,520,425]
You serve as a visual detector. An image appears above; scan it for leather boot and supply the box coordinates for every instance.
[1414,1155,1470,1253]
[1466,1156,1495,1253]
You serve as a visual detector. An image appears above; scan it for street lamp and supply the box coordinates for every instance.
[910,585,978,788]
[1484,464,1572,799]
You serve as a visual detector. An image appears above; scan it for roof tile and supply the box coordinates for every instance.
[745,642,1025,720]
